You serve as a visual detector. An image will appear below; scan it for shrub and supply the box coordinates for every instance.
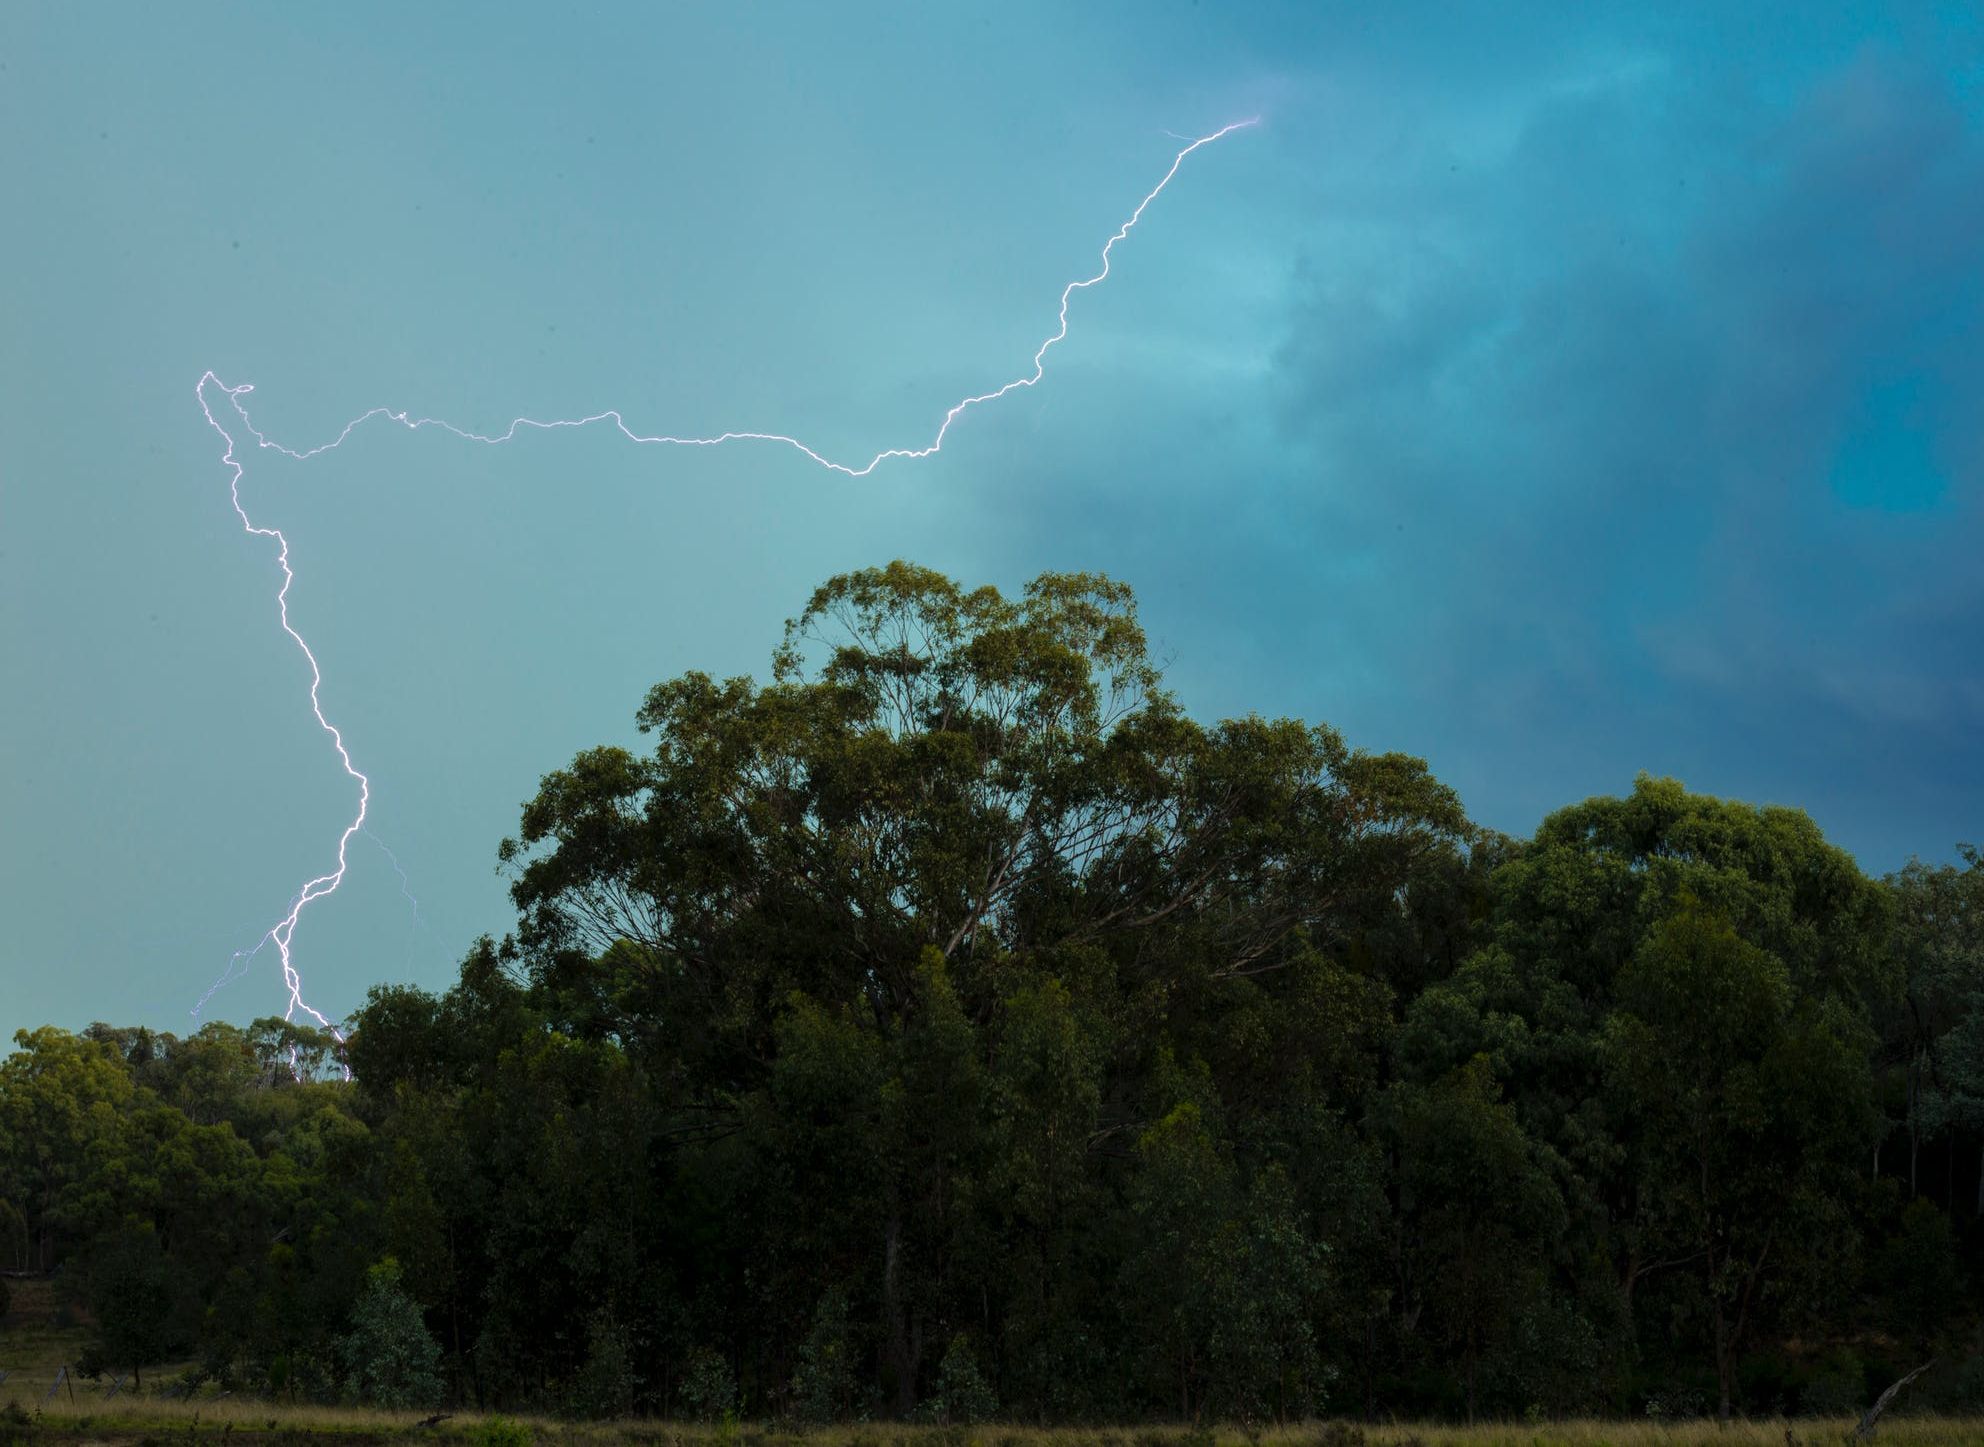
[1800,1349,1867,1418]
[680,1347,737,1422]
[926,1335,997,1425]
[1877,1200,1965,1339]
[565,1310,636,1419]
[471,1416,533,1447]
[791,1285,857,1424]
[336,1258,442,1410]
[1938,1354,1984,1413]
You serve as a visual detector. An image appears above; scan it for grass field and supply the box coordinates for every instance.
[8,1277,1980,1446]
[15,1400,1984,1447]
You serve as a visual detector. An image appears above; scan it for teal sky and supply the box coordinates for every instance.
[5,3,1983,1042]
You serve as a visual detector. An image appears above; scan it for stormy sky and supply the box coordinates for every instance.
[3,2,1981,1038]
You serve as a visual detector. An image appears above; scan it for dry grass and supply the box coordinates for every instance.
[9,1278,1983,1445]
[10,1398,1984,1447]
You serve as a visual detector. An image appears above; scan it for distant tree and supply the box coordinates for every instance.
[0,1028,137,1269]
[155,1022,259,1125]
[1885,848,1984,1208]
[566,1308,637,1420]
[338,1258,442,1409]
[1604,896,1876,1421]
[1875,1198,1964,1347]
[790,1284,858,1423]
[1949,997,1984,1216]
[0,1195,27,1276]
[679,1346,737,1421]
[501,562,1466,1063]
[1123,1103,1324,1421]
[86,1221,185,1386]
[1397,776,1894,1405]
[925,1333,998,1424]
[346,985,454,1094]
[1382,1057,1563,1424]
[247,1018,343,1085]
[498,561,1466,1414]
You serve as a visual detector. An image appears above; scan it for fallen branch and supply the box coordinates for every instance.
[1853,1356,1938,1441]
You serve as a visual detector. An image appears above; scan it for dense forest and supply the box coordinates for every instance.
[4,563,1982,1426]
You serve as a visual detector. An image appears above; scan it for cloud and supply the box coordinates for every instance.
[1246,43,1984,860]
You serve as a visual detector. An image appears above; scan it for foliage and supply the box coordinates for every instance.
[1,564,1981,1425]
[1799,1349,1867,1417]
[680,1346,738,1422]
[566,1310,638,1420]
[922,1334,997,1424]
[792,1285,860,1424]
[85,1220,186,1384]
[337,1259,442,1410]
[470,1416,534,1447]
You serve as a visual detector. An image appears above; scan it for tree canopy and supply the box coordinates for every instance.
[2,562,1980,1426]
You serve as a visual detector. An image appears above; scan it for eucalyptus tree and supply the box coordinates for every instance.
[1885,849,1984,1208]
[494,560,1471,1414]
[1395,776,1892,1414]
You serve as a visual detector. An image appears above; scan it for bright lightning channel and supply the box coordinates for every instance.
[194,118,1259,1064]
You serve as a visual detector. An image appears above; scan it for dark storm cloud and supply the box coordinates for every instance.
[1264,47,1984,862]
[8,3,1984,1040]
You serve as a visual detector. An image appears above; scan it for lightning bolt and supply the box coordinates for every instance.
[196,118,1259,1055]
[362,827,423,931]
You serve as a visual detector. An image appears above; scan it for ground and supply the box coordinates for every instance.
[4,1279,1979,1445]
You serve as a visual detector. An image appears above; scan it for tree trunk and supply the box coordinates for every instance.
[1714,1299,1733,1424]
[1465,1337,1477,1426]
[1909,1061,1920,1197]
[1362,1311,1377,1422]
[883,1210,916,1416]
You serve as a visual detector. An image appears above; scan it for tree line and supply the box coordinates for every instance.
[3,562,1982,1425]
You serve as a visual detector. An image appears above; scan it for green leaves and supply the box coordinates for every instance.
[86,1220,188,1382]
[18,561,1974,1424]
[336,1258,442,1410]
